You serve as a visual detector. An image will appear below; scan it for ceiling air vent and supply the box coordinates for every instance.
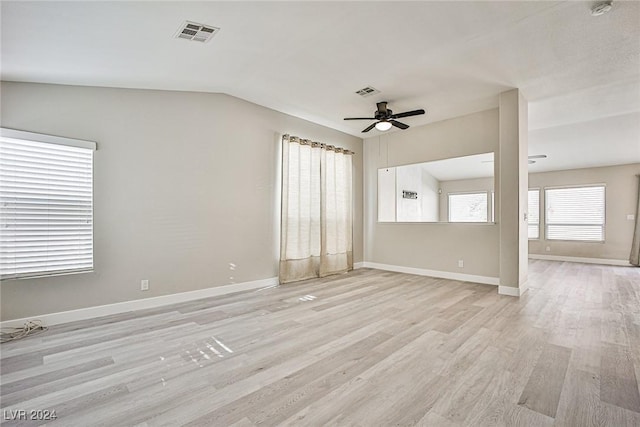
[355,86,380,97]
[175,21,220,43]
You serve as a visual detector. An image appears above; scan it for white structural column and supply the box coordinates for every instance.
[498,89,529,296]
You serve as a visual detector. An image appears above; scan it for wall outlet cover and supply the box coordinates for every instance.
[141,279,149,291]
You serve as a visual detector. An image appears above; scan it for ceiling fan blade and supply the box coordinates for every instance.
[344,117,376,120]
[390,120,409,130]
[528,154,547,159]
[391,109,425,119]
[362,123,377,133]
[376,102,388,114]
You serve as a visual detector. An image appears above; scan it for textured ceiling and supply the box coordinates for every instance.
[1,1,639,172]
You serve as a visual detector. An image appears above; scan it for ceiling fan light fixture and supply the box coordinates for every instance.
[344,102,425,133]
[375,121,393,131]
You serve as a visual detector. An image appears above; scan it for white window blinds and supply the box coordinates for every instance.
[448,192,488,222]
[528,189,540,239]
[545,185,605,242]
[0,129,96,280]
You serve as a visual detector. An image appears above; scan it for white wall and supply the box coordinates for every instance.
[364,109,500,278]
[377,165,440,222]
[377,168,396,222]
[0,82,363,321]
[396,165,422,222]
[420,166,439,222]
[529,163,640,261]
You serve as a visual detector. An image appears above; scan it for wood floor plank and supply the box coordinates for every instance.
[280,330,447,426]
[247,347,389,425]
[0,357,115,406]
[1,261,638,426]
[341,331,447,424]
[554,367,604,427]
[517,342,572,417]
[600,342,640,413]
[182,332,392,426]
[0,354,43,375]
[433,345,504,424]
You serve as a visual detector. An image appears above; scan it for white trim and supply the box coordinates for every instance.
[498,278,528,297]
[1,127,97,151]
[353,262,365,269]
[0,277,278,328]
[529,254,631,266]
[361,262,499,286]
[499,286,521,297]
[543,182,607,190]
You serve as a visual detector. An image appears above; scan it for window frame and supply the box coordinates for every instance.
[528,188,540,240]
[543,184,606,243]
[447,190,492,223]
[0,128,97,280]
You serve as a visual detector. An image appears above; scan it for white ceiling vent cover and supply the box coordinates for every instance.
[175,21,220,43]
[355,86,380,97]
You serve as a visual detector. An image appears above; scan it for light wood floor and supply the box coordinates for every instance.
[1,260,639,426]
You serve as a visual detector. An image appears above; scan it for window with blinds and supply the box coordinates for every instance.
[0,128,96,280]
[528,189,540,239]
[448,192,489,222]
[545,185,605,242]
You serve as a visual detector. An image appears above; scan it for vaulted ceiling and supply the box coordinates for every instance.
[2,1,639,172]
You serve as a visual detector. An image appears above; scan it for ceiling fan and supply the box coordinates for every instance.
[527,154,547,164]
[344,101,425,133]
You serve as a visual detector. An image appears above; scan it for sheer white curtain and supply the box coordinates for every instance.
[280,135,353,283]
[631,175,640,266]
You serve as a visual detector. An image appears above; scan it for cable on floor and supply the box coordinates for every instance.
[1,320,48,343]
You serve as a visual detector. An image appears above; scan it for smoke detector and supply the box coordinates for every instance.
[175,21,220,43]
[591,2,613,16]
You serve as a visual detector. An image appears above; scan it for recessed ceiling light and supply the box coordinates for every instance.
[175,21,220,43]
[591,1,613,16]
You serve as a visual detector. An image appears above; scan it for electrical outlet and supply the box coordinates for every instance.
[458,260,464,268]
[628,214,635,221]
[141,279,149,291]
[545,246,551,252]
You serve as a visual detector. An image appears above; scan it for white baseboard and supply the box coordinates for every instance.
[353,262,365,269]
[499,286,521,297]
[0,277,279,329]
[361,262,499,286]
[529,254,632,266]
[498,279,528,297]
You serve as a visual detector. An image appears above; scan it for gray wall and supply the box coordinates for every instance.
[364,109,500,278]
[0,82,363,321]
[529,163,640,260]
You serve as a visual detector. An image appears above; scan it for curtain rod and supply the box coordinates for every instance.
[283,134,355,155]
